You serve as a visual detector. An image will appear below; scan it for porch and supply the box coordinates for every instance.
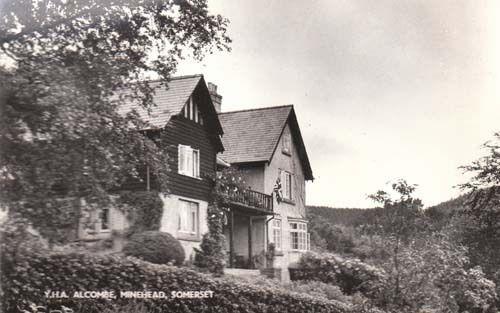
[222,189,274,269]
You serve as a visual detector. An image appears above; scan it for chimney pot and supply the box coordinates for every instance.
[207,82,222,113]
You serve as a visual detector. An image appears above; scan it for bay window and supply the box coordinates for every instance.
[272,219,282,250]
[290,221,309,251]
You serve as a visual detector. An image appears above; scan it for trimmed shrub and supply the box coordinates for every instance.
[122,231,185,265]
[286,280,352,304]
[2,251,351,313]
[291,252,386,296]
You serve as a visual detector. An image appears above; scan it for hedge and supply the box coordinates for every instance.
[122,231,185,265]
[2,252,351,313]
[290,252,386,296]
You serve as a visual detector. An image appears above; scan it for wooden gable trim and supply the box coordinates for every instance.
[267,113,290,164]
[170,76,224,153]
[268,108,314,181]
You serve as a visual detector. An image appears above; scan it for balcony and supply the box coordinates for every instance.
[225,189,273,214]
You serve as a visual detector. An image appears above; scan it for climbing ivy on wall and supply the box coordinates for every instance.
[118,191,164,237]
[194,203,226,275]
[195,168,247,275]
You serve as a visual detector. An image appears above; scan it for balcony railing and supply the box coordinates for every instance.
[226,189,273,213]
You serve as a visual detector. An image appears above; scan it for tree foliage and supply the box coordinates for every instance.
[368,180,425,243]
[117,190,163,236]
[376,233,497,313]
[368,180,427,307]
[459,132,500,301]
[0,0,231,243]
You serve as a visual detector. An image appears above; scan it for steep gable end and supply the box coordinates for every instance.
[219,105,313,180]
[118,75,203,129]
[218,105,292,163]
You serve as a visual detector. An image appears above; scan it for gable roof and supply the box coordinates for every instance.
[117,74,223,135]
[218,105,314,180]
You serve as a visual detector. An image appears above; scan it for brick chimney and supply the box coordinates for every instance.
[207,82,222,113]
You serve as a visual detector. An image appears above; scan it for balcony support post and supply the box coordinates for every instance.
[229,210,234,268]
[248,216,253,269]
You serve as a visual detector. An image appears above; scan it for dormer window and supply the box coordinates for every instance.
[183,96,203,125]
[282,128,291,155]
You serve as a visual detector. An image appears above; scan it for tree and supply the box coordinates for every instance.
[379,233,497,313]
[368,179,426,307]
[459,132,500,301]
[0,0,231,243]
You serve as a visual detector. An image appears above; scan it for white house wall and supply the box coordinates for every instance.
[159,193,208,261]
[264,122,308,276]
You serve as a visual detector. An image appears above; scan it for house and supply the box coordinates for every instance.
[78,74,314,281]
[78,74,224,259]
[216,102,314,281]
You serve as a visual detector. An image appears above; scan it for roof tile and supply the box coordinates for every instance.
[218,105,293,164]
[117,75,202,129]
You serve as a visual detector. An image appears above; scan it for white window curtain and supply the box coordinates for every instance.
[178,145,187,175]
[178,145,200,178]
[281,171,293,200]
[193,149,200,177]
[282,129,291,154]
[272,219,282,249]
[178,200,199,234]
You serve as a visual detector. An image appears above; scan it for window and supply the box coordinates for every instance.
[178,144,200,178]
[289,222,308,251]
[282,129,291,155]
[281,170,293,200]
[178,200,199,235]
[183,96,203,124]
[272,219,282,249]
[99,208,110,232]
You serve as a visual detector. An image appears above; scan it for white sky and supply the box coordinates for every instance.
[177,0,500,208]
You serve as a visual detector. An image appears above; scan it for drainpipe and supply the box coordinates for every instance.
[265,215,275,252]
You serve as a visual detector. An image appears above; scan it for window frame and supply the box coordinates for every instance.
[183,96,203,124]
[289,221,308,251]
[98,208,111,233]
[282,129,291,155]
[178,144,201,179]
[281,170,293,200]
[272,219,282,250]
[178,199,199,236]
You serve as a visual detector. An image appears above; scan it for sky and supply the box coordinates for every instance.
[178,0,500,208]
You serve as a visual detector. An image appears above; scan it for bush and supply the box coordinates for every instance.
[375,235,498,313]
[193,204,225,276]
[2,252,351,313]
[291,252,386,297]
[122,231,185,265]
[286,280,352,304]
[308,219,357,254]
